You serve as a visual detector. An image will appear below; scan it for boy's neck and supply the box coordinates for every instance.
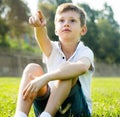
[60,41,80,60]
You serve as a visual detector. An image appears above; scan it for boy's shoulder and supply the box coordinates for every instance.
[77,41,93,51]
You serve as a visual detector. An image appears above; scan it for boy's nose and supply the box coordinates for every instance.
[64,23,69,27]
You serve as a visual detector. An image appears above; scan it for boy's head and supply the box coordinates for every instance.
[55,3,87,27]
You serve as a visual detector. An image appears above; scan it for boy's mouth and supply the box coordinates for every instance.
[62,28,71,32]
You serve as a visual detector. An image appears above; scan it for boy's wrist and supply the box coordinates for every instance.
[35,26,46,30]
[34,26,47,36]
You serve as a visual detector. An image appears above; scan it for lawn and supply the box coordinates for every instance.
[0,77,120,117]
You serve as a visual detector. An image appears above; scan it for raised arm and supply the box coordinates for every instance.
[29,10,52,57]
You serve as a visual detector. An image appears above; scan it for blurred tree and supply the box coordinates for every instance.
[99,3,119,28]
[80,3,120,63]
[0,0,4,14]
[0,0,32,48]
[0,0,9,47]
[97,19,120,63]
[0,19,9,47]
[1,0,30,38]
[96,3,120,63]
[79,4,100,57]
[39,0,72,6]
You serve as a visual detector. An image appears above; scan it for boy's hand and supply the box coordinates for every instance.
[29,10,46,27]
[22,75,47,100]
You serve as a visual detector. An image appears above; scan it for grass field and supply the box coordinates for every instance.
[0,77,120,117]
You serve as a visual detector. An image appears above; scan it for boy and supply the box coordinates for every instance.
[14,3,94,117]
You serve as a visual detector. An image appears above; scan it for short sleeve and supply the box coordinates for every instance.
[78,47,95,72]
[42,41,58,64]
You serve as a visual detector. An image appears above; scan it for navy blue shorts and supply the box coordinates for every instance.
[33,81,91,117]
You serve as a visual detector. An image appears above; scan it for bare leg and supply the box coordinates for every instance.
[44,79,73,116]
[15,63,47,116]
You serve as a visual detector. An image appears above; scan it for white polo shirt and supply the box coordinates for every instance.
[43,41,95,113]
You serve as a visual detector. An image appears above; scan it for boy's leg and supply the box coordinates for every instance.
[33,85,51,116]
[33,79,73,117]
[40,77,77,117]
[56,81,91,117]
[44,80,72,116]
[15,63,47,116]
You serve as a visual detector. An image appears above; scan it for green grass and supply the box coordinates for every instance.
[0,77,120,117]
[92,77,120,116]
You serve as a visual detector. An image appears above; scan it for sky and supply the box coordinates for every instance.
[25,0,120,25]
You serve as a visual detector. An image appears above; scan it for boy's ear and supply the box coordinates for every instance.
[80,26,87,36]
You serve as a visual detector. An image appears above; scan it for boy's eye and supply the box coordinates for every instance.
[70,19,76,22]
[59,19,64,22]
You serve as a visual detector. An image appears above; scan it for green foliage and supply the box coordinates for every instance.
[0,36,39,53]
[9,39,34,52]
[0,37,10,47]
[55,0,72,5]
[80,3,120,64]
[0,18,9,47]
[39,0,72,6]
[0,77,120,117]
[0,0,31,38]
[0,19,9,37]
[0,0,33,50]
[96,19,119,63]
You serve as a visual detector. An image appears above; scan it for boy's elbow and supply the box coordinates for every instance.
[80,64,90,74]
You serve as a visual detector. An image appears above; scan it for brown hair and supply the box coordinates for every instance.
[55,3,86,27]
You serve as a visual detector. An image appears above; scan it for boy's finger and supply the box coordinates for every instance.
[29,16,36,26]
[29,16,41,27]
[37,10,45,20]
[23,84,32,100]
[37,11,46,26]
[41,19,46,26]
[23,84,29,95]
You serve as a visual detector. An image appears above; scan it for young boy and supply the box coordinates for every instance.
[14,3,94,117]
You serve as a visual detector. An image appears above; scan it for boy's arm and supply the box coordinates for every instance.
[23,57,91,99]
[46,57,91,81]
[29,11,52,57]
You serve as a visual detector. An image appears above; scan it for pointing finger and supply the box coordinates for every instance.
[37,10,45,20]
[37,10,46,26]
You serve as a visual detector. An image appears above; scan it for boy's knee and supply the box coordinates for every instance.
[23,63,44,77]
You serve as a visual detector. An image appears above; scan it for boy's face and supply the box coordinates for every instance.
[55,11,86,42]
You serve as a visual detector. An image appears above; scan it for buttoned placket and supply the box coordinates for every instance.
[58,43,81,62]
